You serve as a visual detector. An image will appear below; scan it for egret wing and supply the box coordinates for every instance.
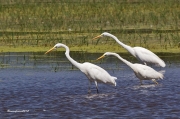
[135,64,162,79]
[82,62,116,85]
[134,47,165,67]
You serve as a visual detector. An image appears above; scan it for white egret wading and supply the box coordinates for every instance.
[97,52,164,85]
[45,43,117,93]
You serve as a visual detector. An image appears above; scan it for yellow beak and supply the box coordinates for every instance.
[93,35,102,40]
[96,55,105,60]
[45,47,55,54]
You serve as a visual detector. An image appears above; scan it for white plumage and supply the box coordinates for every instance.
[45,43,117,93]
[93,32,166,67]
[97,52,164,85]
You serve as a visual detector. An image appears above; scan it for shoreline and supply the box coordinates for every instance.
[0,45,179,54]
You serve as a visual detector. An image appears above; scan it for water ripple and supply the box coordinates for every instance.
[0,53,180,118]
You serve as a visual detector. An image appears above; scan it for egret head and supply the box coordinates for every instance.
[96,52,115,60]
[45,43,63,54]
[54,43,64,48]
[101,32,110,36]
[93,32,110,40]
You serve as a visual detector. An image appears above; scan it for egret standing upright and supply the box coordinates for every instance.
[93,32,166,67]
[45,43,117,93]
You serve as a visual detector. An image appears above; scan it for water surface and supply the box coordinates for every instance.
[0,52,180,118]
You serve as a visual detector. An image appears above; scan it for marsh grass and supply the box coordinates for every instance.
[0,0,180,53]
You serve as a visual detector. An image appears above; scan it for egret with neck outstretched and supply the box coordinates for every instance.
[45,43,117,93]
[93,32,166,67]
[97,52,164,85]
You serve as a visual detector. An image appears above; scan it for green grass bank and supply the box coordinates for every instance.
[0,0,180,53]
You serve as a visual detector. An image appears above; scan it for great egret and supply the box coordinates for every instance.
[97,52,164,85]
[45,43,117,93]
[93,32,166,67]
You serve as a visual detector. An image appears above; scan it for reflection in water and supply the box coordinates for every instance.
[0,52,180,118]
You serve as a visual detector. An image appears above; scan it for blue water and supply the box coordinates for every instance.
[0,52,180,118]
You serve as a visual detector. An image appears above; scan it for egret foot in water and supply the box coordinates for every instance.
[152,79,158,84]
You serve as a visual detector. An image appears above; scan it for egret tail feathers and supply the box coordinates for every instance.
[112,76,117,86]
[113,76,117,80]
[158,70,165,79]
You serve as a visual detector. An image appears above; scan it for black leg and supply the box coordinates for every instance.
[140,80,143,85]
[96,88,99,94]
[88,81,91,94]
[95,81,99,94]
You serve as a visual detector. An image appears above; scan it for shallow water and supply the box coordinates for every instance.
[0,52,180,118]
